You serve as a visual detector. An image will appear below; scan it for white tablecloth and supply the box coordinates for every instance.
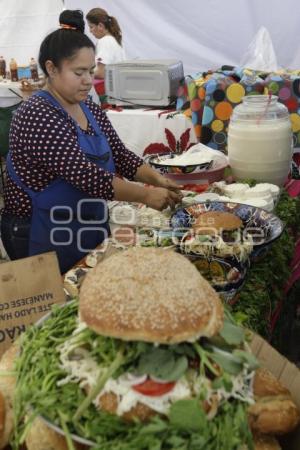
[0,80,23,107]
[106,108,197,157]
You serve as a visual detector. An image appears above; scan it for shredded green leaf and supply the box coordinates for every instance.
[12,300,255,450]
[230,188,300,340]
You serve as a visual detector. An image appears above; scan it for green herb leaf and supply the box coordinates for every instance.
[169,399,206,432]
[211,373,233,392]
[233,350,259,371]
[219,319,245,346]
[136,347,188,381]
[208,346,243,375]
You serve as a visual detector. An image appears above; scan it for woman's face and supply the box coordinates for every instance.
[87,21,106,39]
[47,47,95,104]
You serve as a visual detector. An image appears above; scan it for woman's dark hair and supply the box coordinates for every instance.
[86,8,122,46]
[39,9,95,76]
[59,9,85,33]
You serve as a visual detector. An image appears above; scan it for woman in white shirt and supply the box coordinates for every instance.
[86,8,126,79]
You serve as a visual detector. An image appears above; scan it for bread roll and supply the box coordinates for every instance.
[79,247,224,343]
[25,417,88,450]
[253,368,290,398]
[192,211,242,234]
[25,418,90,450]
[25,415,89,450]
[249,367,300,435]
[248,396,300,435]
[25,417,69,450]
[253,433,281,449]
[0,341,19,449]
[0,391,5,441]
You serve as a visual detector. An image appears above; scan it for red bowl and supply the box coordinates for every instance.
[164,160,227,185]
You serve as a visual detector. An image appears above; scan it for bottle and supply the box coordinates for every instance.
[9,58,18,81]
[0,56,6,78]
[227,95,293,186]
[29,57,39,82]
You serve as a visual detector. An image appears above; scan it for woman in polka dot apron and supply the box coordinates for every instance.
[1,10,182,274]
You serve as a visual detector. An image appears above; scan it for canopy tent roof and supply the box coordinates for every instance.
[66,0,300,74]
[0,0,300,76]
[0,0,63,67]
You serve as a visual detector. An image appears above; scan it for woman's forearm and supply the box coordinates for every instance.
[112,176,148,203]
[134,164,164,186]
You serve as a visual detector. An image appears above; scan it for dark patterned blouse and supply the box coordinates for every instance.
[3,94,144,217]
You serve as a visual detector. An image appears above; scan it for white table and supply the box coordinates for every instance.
[106,108,198,157]
[0,80,23,107]
[0,86,198,157]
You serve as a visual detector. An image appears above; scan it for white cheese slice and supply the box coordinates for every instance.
[217,195,231,202]
[226,197,246,204]
[223,183,250,198]
[213,181,227,189]
[193,193,220,202]
[242,198,269,209]
[182,196,197,207]
[244,185,271,198]
[254,183,280,199]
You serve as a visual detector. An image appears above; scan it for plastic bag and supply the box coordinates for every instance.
[240,26,279,72]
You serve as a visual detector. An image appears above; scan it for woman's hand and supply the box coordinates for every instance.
[135,164,183,192]
[155,176,183,192]
[144,187,182,211]
[113,165,183,210]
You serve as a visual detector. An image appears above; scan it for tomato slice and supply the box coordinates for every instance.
[182,183,209,193]
[132,378,175,396]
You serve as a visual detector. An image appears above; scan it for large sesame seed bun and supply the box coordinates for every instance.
[0,341,19,449]
[79,247,224,344]
[193,211,242,235]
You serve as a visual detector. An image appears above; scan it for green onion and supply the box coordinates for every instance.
[73,346,125,421]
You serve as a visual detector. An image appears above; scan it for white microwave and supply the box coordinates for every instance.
[104,59,184,107]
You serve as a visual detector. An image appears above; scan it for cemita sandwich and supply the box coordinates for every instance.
[182,211,253,261]
[2,248,299,450]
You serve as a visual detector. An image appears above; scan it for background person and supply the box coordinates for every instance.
[86,7,126,79]
[0,10,181,274]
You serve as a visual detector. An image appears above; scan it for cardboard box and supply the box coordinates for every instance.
[251,333,300,449]
[0,252,66,357]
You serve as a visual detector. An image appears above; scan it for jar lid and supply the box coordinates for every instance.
[230,95,289,122]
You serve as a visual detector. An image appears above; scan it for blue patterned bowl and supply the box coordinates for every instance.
[187,254,249,304]
[148,153,213,174]
[170,201,284,261]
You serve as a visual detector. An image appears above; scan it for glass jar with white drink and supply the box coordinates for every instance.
[227,95,293,186]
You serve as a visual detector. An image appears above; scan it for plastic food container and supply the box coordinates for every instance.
[228,95,293,186]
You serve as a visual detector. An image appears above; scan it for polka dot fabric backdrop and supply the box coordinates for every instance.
[176,71,213,140]
[265,72,300,149]
[176,67,300,154]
